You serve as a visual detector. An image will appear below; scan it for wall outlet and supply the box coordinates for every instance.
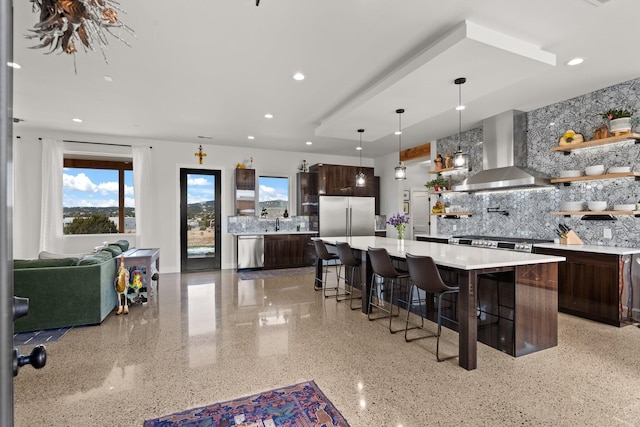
[604,228,612,239]
[453,224,457,231]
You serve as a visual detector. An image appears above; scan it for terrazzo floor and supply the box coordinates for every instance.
[13,269,640,426]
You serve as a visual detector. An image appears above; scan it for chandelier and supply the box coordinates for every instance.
[28,0,134,70]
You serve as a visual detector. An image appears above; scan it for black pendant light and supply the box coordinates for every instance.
[394,108,407,180]
[453,77,469,170]
[355,129,366,187]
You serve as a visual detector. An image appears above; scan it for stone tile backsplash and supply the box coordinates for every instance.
[227,216,310,234]
[434,76,640,247]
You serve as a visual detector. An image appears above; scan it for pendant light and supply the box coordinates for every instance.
[453,77,469,170]
[355,129,366,187]
[394,108,407,180]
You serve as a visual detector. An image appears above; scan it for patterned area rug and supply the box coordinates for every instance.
[13,326,72,346]
[143,380,350,427]
[238,266,315,281]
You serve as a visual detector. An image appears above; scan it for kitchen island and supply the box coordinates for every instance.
[321,236,565,370]
[535,243,640,326]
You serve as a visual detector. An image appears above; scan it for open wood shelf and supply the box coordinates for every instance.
[430,212,473,217]
[551,210,639,216]
[551,171,640,184]
[427,190,455,195]
[427,167,468,174]
[550,133,640,153]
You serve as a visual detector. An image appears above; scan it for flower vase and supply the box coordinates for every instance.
[396,225,406,240]
[610,117,631,135]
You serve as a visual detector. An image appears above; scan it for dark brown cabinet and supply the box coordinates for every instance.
[235,169,255,216]
[535,248,625,326]
[263,233,315,269]
[309,164,375,197]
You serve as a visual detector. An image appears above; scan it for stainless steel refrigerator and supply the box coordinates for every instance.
[318,196,375,237]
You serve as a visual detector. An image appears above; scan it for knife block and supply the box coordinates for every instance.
[560,230,583,245]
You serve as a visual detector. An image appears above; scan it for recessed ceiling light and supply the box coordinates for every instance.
[394,131,402,135]
[566,57,584,66]
[293,72,305,81]
[356,146,363,151]
[264,113,274,119]
[306,141,312,145]
[103,75,113,82]
[7,62,21,69]
[455,105,466,111]
[247,136,255,140]
[72,118,83,123]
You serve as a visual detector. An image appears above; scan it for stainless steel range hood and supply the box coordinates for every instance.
[452,110,551,192]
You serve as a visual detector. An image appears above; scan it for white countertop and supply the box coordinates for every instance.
[231,231,318,236]
[534,242,640,255]
[321,236,565,271]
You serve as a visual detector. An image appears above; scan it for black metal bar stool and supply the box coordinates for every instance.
[312,238,342,298]
[404,253,459,362]
[335,241,363,310]
[367,246,410,333]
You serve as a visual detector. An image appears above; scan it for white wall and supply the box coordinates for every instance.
[374,149,432,237]
[13,129,373,272]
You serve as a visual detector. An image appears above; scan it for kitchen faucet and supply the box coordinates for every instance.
[275,217,280,232]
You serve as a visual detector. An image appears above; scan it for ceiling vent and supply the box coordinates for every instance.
[584,0,611,6]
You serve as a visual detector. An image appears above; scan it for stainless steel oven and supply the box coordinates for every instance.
[448,235,552,253]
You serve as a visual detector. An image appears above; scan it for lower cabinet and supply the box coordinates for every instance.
[264,234,315,270]
[535,248,624,326]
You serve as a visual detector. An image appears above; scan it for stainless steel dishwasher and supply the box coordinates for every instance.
[237,235,264,269]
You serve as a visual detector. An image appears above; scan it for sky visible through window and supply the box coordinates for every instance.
[259,176,288,202]
[63,168,134,207]
[187,175,215,204]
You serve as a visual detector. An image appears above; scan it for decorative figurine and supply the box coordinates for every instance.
[434,154,443,171]
[115,255,130,315]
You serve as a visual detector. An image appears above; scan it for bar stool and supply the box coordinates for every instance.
[312,238,342,298]
[404,253,459,362]
[335,241,363,310]
[367,246,410,333]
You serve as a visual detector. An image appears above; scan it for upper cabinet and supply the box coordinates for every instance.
[309,164,375,197]
[235,168,256,216]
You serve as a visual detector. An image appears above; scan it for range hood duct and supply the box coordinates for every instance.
[452,110,551,192]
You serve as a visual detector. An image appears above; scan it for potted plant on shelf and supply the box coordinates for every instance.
[601,108,637,135]
[424,177,449,192]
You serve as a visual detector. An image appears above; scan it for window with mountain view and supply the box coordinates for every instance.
[63,158,135,234]
[258,176,289,218]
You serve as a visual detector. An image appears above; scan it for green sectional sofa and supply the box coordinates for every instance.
[13,240,130,333]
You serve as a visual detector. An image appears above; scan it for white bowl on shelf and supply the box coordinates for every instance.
[587,201,607,211]
[561,201,584,211]
[585,165,605,176]
[608,166,632,174]
[559,170,582,178]
[613,204,636,211]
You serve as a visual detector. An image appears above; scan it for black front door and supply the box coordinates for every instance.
[180,168,222,271]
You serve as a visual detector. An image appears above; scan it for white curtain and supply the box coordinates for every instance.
[132,145,153,248]
[39,138,64,252]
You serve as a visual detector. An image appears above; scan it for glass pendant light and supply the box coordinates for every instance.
[453,77,469,170]
[394,108,407,180]
[355,129,366,187]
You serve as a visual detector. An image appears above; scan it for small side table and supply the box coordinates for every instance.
[122,248,160,293]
